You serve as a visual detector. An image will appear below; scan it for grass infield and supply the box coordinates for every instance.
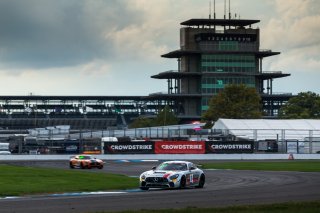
[1,161,319,212]
[201,160,320,172]
[107,201,320,213]
[0,164,138,196]
[1,161,319,197]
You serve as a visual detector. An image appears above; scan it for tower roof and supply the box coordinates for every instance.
[161,50,280,58]
[181,18,260,27]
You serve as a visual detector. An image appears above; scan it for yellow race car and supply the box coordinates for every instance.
[69,155,104,169]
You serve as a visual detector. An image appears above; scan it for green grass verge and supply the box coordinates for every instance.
[0,164,138,196]
[104,201,320,213]
[201,160,320,172]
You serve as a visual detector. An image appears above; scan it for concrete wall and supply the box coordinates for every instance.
[0,154,319,161]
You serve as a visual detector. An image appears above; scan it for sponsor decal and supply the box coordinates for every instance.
[104,142,154,154]
[155,141,205,154]
[111,144,153,150]
[189,174,193,183]
[83,151,101,154]
[66,145,78,151]
[206,141,254,153]
[160,144,203,150]
[195,33,257,42]
[211,144,252,150]
[163,173,171,178]
[64,143,80,153]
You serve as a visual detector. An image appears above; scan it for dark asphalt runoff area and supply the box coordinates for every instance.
[1,160,320,213]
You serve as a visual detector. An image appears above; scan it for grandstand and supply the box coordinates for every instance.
[0,95,176,130]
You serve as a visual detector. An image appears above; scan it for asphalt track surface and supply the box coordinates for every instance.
[1,160,320,213]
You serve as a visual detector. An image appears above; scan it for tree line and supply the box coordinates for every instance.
[130,84,320,128]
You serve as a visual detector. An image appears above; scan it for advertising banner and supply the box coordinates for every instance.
[195,33,257,42]
[155,141,205,154]
[65,143,80,154]
[206,141,254,153]
[0,143,9,151]
[104,142,154,154]
[286,140,304,154]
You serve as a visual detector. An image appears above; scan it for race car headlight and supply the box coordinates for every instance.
[169,174,179,180]
[140,174,146,181]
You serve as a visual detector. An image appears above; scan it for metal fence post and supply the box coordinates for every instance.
[162,127,164,138]
[281,129,285,153]
[253,129,257,141]
[309,130,313,154]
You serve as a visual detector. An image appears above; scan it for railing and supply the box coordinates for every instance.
[262,92,293,96]
[259,49,272,52]
[262,71,282,74]
[5,127,320,154]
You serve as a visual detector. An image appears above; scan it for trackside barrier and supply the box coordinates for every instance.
[1,154,320,161]
[104,142,154,154]
[154,141,206,154]
[8,140,254,155]
[103,141,254,154]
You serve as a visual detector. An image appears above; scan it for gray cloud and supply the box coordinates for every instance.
[0,0,142,69]
[0,0,319,96]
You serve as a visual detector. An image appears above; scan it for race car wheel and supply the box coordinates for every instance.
[196,174,205,188]
[140,187,149,190]
[98,165,103,169]
[81,162,86,169]
[69,163,75,169]
[179,176,186,189]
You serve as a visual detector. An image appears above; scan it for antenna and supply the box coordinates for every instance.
[214,0,216,19]
[209,1,211,19]
[213,0,216,29]
[229,0,231,20]
[224,0,226,19]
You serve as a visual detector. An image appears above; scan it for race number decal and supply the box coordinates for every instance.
[189,174,193,183]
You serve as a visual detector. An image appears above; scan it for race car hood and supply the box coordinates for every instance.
[143,170,179,177]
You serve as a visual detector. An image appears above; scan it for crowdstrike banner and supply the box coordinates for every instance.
[206,141,254,153]
[155,141,206,154]
[104,142,154,154]
[103,141,253,154]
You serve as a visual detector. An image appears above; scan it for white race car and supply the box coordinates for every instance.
[139,161,205,190]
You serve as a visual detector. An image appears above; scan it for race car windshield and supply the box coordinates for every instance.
[79,155,92,159]
[156,163,187,171]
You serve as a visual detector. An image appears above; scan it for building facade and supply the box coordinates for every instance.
[151,18,292,119]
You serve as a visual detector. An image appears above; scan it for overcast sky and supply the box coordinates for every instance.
[0,0,319,96]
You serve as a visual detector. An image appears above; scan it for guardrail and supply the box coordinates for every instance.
[1,153,320,161]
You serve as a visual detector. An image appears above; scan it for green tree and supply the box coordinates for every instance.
[154,105,179,126]
[129,105,179,128]
[279,91,320,118]
[129,117,154,128]
[202,84,262,124]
